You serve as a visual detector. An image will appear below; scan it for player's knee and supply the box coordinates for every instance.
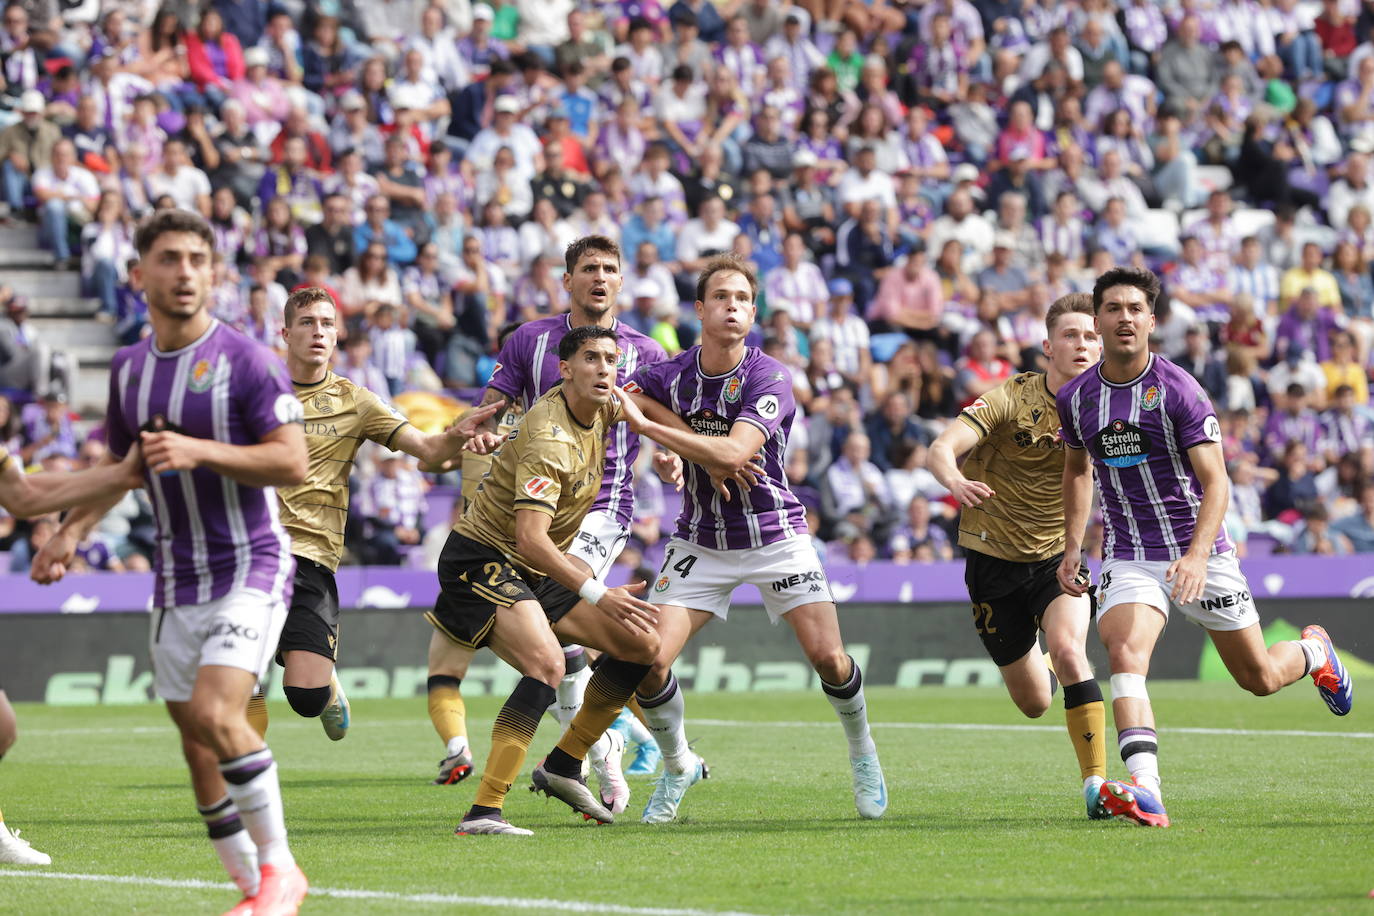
[284,685,333,718]
[1014,693,1051,719]
[1234,665,1282,697]
[1107,645,1149,677]
[809,647,850,685]
[1047,643,1091,683]
[526,655,565,688]
[620,629,660,666]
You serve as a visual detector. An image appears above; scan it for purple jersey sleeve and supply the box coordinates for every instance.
[1055,384,1084,449]
[626,358,670,403]
[735,366,793,438]
[1169,370,1222,451]
[486,331,529,401]
[105,352,133,459]
[236,343,302,441]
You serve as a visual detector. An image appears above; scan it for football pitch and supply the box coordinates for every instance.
[0,683,1369,914]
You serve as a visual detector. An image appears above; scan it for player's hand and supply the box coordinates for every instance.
[653,450,683,491]
[613,386,649,433]
[453,400,504,442]
[1166,551,1208,605]
[1057,548,1087,597]
[117,443,147,489]
[30,528,77,585]
[140,429,204,475]
[595,581,660,634]
[462,431,504,455]
[948,476,995,508]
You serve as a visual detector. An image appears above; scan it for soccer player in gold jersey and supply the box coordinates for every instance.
[928,293,1112,819]
[251,287,500,740]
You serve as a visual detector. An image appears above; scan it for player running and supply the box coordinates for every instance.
[1056,266,1353,828]
[610,254,886,824]
[426,236,670,814]
[929,292,1112,819]
[435,326,665,835]
[244,287,502,742]
[31,209,312,915]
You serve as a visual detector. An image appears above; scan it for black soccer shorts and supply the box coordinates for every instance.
[964,549,1090,667]
[276,557,341,664]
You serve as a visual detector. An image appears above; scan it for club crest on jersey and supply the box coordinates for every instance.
[723,377,742,403]
[312,393,335,414]
[616,347,627,368]
[187,358,218,393]
[523,476,555,499]
[1140,384,1163,411]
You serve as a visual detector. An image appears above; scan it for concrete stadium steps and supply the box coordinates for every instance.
[5,269,82,298]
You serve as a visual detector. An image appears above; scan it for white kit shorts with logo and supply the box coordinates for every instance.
[649,536,833,622]
[570,510,631,581]
[150,587,288,702]
[1096,551,1259,631]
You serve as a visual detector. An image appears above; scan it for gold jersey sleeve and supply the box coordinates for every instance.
[459,402,524,511]
[278,373,409,570]
[455,386,616,578]
[955,371,1069,562]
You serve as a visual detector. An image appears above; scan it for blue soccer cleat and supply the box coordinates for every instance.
[625,737,662,776]
[1302,625,1353,716]
[1084,775,1111,820]
[1098,779,1170,827]
[320,675,350,741]
[641,753,708,824]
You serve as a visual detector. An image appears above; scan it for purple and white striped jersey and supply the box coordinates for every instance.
[485,314,668,529]
[628,347,808,550]
[1056,354,1234,562]
[106,320,301,609]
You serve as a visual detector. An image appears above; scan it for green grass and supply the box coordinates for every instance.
[0,683,1370,914]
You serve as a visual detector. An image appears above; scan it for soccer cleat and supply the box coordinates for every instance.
[530,763,615,824]
[625,737,662,776]
[250,863,308,916]
[433,744,474,785]
[454,814,533,836]
[221,895,256,916]
[641,753,708,824]
[320,677,351,741]
[850,753,888,819]
[589,729,630,815]
[1302,625,1353,716]
[1098,779,1170,827]
[0,824,51,865]
[1084,775,1111,820]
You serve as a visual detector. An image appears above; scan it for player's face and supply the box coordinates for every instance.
[564,249,623,319]
[1095,284,1154,360]
[283,300,339,368]
[560,338,618,404]
[1044,312,1100,378]
[134,231,213,320]
[696,270,756,342]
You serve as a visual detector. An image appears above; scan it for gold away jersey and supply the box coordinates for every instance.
[456,385,619,577]
[459,400,524,510]
[956,371,1070,562]
[278,373,408,570]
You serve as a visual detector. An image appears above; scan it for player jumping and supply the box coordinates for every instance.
[929,292,1112,819]
[1056,266,1353,828]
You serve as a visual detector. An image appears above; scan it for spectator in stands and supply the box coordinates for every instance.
[0,91,59,218]
[339,241,402,325]
[334,331,390,400]
[1156,15,1217,119]
[822,430,893,535]
[1228,234,1282,316]
[145,137,211,216]
[1280,241,1342,311]
[888,495,952,564]
[251,196,307,289]
[954,329,1014,408]
[20,391,77,462]
[183,6,243,107]
[809,278,871,388]
[865,391,930,472]
[1274,284,1343,363]
[81,189,134,321]
[354,194,417,268]
[1333,483,1374,551]
[1289,504,1353,555]
[31,137,97,269]
[231,46,290,134]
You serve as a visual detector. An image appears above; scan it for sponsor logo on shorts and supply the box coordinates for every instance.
[499,583,523,599]
[654,576,670,593]
[771,570,826,593]
[1140,384,1163,411]
[1091,419,1152,468]
[1199,589,1252,611]
[208,622,261,641]
[523,476,555,498]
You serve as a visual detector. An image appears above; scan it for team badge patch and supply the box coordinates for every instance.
[523,476,555,499]
[187,358,217,393]
[312,393,334,414]
[616,347,627,368]
[623,380,642,394]
[654,576,670,593]
[1140,384,1163,411]
[723,377,742,403]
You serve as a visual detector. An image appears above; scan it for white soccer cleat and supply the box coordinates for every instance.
[641,752,708,824]
[0,823,51,865]
[850,753,887,819]
[589,728,630,815]
[454,814,534,836]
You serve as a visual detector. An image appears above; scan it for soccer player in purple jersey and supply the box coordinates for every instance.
[30,210,313,915]
[1056,266,1353,828]
[425,236,674,814]
[612,254,887,823]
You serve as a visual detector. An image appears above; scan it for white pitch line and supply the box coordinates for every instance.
[0,869,782,916]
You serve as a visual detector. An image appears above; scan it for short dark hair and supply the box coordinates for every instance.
[564,235,620,274]
[1045,292,1094,333]
[283,286,335,326]
[558,325,617,361]
[695,254,758,304]
[134,208,214,256]
[1092,266,1160,313]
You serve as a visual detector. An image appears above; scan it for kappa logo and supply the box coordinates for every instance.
[187,358,218,393]
[523,476,555,499]
[1140,384,1163,411]
[771,570,826,593]
[723,377,742,403]
[808,583,824,593]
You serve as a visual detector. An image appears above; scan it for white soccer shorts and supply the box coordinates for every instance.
[569,510,631,580]
[649,536,833,622]
[1096,551,1259,631]
[150,587,288,702]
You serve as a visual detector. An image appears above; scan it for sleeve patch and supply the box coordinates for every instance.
[523,476,555,499]
[757,394,779,419]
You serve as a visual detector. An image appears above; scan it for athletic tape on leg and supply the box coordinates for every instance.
[1110,672,1149,700]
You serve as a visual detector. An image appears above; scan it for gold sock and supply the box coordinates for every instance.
[627,696,650,730]
[427,676,467,745]
[1066,699,1107,780]
[473,701,542,810]
[246,691,269,738]
[555,658,652,762]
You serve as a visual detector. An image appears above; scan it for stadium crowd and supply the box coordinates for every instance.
[0,0,1371,572]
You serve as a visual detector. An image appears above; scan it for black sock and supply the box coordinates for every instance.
[543,746,581,778]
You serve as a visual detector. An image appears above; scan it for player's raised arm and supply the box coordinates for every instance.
[393,400,506,466]
[142,420,308,487]
[29,449,137,584]
[0,443,143,519]
[615,386,763,477]
[929,419,996,507]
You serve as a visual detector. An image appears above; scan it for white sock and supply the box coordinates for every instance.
[1298,638,1327,675]
[220,749,294,869]
[822,658,877,759]
[552,665,592,727]
[445,735,469,757]
[638,675,690,773]
[1118,728,1161,800]
[625,713,655,747]
[197,796,259,895]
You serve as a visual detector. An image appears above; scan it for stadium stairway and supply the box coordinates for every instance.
[0,222,117,415]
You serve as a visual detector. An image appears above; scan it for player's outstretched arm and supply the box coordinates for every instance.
[1057,445,1094,597]
[395,400,505,466]
[616,387,762,477]
[30,450,134,584]
[929,420,996,507]
[1166,441,1229,605]
[141,422,308,488]
[0,443,144,519]
[514,508,659,634]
